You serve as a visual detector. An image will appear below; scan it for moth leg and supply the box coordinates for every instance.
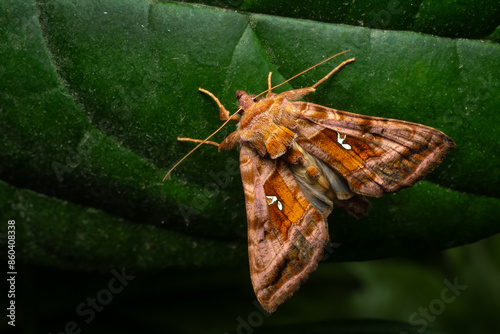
[276,58,355,101]
[266,72,274,98]
[218,131,241,151]
[276,87,317,101]
[268,72,312,100]
[199,88,240,122]
[311,58,355,89]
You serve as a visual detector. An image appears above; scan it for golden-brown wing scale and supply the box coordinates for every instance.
[240,145,330,313]
[294,102,455,197]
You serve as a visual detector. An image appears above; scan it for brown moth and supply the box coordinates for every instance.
[167,53,455,313]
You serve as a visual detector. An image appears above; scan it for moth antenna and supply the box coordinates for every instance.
[254,50,352,100]
[163,109,241,181]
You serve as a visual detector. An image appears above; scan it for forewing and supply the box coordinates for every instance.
[240,144,329,313]
[293,102,455,197]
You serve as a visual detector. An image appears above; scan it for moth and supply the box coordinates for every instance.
[166,52,455,313]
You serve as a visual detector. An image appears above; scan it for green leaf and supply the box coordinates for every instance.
[1,0,498,268]
[0,179,244,270]
[187,0,500,39]
[1,0,499,332]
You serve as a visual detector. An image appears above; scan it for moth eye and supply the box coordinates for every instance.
[306,166,320,179]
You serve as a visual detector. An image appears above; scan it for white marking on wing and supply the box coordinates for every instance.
[266,195,283,211]
[337,132,352,150]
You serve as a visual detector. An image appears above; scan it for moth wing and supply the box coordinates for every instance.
[293,102,455,197]
[240,144,329,313]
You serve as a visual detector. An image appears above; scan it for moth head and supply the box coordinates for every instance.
[235,90,254,111]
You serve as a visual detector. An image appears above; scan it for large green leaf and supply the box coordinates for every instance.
[1,0,499,333]
[1,0,498,267]
[195,0,500,40]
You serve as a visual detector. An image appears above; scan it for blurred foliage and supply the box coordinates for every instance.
[1,0,499,333]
